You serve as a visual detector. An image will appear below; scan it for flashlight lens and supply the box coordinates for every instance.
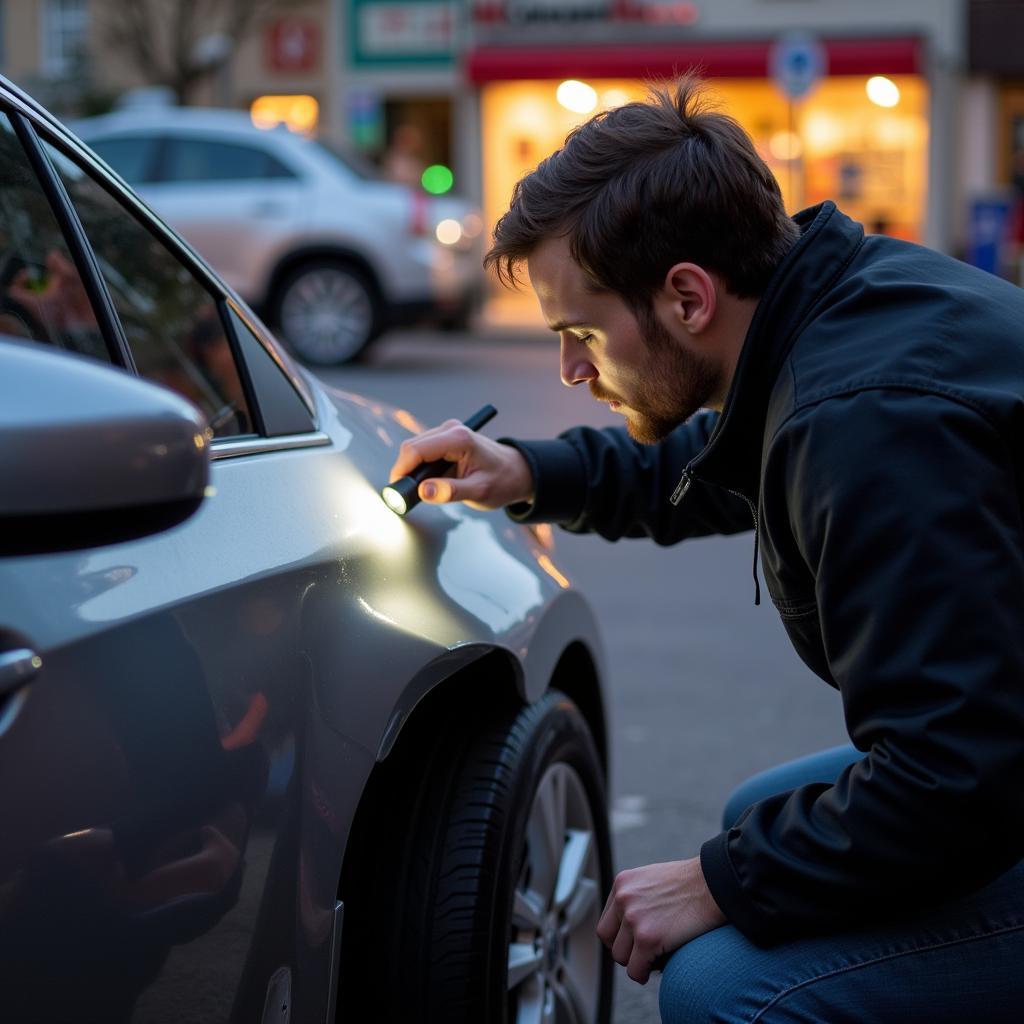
[381,486,408,516]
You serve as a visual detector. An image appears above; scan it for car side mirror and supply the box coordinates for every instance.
[0,339,211,555]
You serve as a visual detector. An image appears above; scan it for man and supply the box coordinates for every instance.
[388,79,1024,1021]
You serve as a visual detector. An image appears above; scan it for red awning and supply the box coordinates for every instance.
[466,37,923,83]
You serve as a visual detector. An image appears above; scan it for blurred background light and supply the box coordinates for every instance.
[600,89,631,109]
[556,80,598,114]
[250,94,319,134]
[435,218,462,245]
[866,76,900,108]
[421,163,454,194]
[769,129,803,161]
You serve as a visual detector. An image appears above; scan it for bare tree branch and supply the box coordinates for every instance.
[98,0,303,104]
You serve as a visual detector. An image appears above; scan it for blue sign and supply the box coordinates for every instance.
[769,33,827,100]
[966,197,1011,277]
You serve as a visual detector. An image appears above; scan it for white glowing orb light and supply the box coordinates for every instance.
[866,76,900,108]
[435,218,463,246]
[557,80,598,115]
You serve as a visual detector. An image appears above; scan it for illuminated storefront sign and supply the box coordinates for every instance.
[350,0,456,65]
[471,0,699,25]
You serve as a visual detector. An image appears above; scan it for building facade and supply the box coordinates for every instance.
[8,1,1020,281]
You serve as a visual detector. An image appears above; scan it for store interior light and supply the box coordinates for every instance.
[421,164,454,194]
[600,89,631,110]
[556,80,598,115]
[769,130,802,161]
[866,76,900,108]
[250,94,319,134]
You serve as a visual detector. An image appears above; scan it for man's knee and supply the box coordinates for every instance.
[658,927,758,1024]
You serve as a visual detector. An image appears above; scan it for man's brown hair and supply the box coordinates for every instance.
[485,77,799,308]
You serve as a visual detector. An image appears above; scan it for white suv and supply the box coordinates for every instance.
[75,107,485,363]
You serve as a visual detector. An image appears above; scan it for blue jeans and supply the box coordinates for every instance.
[659,744,1024,1023]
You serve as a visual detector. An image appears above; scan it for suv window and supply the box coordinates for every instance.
[42,139,254,437]
[88,135,160,185]
[0,113,108,362]
[162,138,296,183]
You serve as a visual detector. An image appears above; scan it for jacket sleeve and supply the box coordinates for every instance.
[701,389,1024,944]
[501,411,753,544]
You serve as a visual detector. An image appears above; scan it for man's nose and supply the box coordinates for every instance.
[560,337,597,388]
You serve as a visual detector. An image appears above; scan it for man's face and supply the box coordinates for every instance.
[527,236,719,444]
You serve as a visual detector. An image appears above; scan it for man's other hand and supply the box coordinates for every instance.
[597,857,727,984]
[389,420,535,510]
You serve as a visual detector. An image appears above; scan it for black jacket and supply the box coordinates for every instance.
[507,202,1024,944]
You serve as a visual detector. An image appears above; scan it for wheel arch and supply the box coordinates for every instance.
[337,636,608,901]
[335,638,610,1018]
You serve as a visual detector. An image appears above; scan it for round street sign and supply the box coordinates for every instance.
[769,33,827,100]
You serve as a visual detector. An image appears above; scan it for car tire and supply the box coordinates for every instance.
[271,259,381,365]
[340,689,613,1023]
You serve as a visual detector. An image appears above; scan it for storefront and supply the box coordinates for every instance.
[472,41,928,242]
[338,0,463,192]
[465,0,961,320]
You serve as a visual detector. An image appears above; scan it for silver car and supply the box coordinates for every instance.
[73,106,485,365]
[0,76,612,1023]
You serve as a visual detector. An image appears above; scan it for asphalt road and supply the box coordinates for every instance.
[317,326,849,1023]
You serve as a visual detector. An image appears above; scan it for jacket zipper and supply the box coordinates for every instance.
[671,467,762,606]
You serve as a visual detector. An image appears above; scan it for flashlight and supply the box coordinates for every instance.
[381,404,498,516]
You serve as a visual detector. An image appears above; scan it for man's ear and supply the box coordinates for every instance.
[661,263,717,334]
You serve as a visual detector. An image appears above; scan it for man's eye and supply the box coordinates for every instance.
[578,333,595,345]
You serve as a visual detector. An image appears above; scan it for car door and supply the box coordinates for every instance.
[138,133,305,303]
[0,100,359,1023]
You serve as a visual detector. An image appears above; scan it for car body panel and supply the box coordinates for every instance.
[0,78,606,1021]
[0,374,603,1020]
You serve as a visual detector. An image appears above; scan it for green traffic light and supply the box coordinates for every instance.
[421,164,454,195]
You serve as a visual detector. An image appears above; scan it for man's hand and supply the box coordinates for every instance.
[389,419,535,510]
[597,857,727,984]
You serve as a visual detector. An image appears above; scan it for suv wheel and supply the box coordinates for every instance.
[340,690,613,1023]
[272,260,380,365]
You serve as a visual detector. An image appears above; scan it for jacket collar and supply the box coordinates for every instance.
[684,201,865,499]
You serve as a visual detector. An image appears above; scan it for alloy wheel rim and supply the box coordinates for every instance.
[280,268,373,363]
[508,762,602,1024]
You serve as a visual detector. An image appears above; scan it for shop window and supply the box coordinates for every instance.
[42,0,89,77]
[481,75,929,322]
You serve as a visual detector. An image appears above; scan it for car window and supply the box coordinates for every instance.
[41,139,254,438]
[0,113,108,362]
[310,139,378,181]
[161,138,296,183]
[88,135,160,185]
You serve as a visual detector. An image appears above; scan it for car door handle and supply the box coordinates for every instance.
[0,648,42,700]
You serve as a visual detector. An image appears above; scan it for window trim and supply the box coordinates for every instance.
[210,431,331,461]
[226,298,315,418]
[31,120,264,439]
[7,86,319,444]
[8,110,133,369]
[37,117,316,420]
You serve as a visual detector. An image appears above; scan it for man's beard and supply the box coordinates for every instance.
[591,311,719,444]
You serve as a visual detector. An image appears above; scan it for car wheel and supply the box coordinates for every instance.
[272,260,380,365]
[340,690,613,1023]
